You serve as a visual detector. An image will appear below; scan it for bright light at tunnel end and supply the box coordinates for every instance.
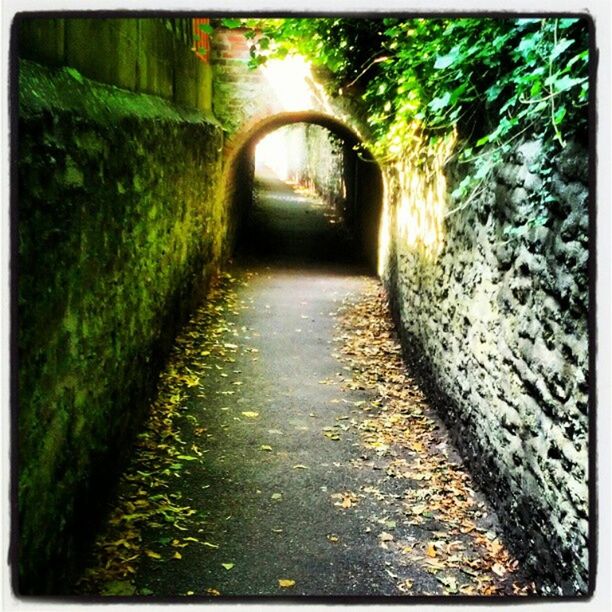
[261,55,317,112]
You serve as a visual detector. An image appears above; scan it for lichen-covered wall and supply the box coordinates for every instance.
[17,60,227,593]
[380,138,589,594]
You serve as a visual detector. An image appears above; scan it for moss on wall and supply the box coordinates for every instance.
[17,17,213,114]
[16,60,226,593]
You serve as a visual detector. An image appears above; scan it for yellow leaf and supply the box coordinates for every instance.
[278,579,296,588]
[241,411,259,418]
[341,497,352,508]
[260,445,273,451]
[173,551,182,560]
[426,542,436,558]
[292,464,309,470]
[145,550,162,560]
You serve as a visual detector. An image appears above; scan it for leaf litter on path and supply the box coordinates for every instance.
[75,269,536,598]
[332,279,536,596]
[75,272,246,596]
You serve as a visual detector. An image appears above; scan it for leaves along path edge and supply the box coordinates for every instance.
[75,269,536,597]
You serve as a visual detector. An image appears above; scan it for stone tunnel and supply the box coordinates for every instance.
[11,15,592,598]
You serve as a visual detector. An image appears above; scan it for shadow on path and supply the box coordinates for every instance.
[238,175,366,271]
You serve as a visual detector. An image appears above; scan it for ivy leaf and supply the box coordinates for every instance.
[450,81,470,104]
[550,38,574,61]
[517,34,538,56]
[199,23,214,34]
[559,18,579,29]
[221,18,242,29]
[553,106,567,125]
[548,74,586,93]
[485,83,503,102]
[428,91,451,112]
[516,18,541,28]
[433,46,462,70]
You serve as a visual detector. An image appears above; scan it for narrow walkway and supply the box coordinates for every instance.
[77,179,534,597]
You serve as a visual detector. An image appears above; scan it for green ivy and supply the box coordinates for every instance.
[251,20,585,146]
[241,16,589,217]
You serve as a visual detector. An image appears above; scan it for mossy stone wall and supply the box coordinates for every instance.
[17,60,226,593]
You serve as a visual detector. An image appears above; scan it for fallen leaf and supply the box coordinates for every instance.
[341,497,352,508]
[278,579,296,588]
[260,445,273,452]
[221,563,234,571]
[327,534,339,542]
[491,562,507,577]
[292,464,309,470]
[206,587,221,596]
[379,532,394,542]
[241,411,259,418]
[173,552,182,560]
[426,542,437,558]
[145,550,162,560]
[271,493,283,501]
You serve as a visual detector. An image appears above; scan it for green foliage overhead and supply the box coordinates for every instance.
[245,17,589,160]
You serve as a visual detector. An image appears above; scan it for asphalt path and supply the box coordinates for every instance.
[85,175,529,598]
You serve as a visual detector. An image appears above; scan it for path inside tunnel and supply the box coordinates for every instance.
[76,177,534,598]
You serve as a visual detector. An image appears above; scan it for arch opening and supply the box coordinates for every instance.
[224,112,384,272]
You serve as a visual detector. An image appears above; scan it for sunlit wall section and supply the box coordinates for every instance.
[378,129,456,278]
